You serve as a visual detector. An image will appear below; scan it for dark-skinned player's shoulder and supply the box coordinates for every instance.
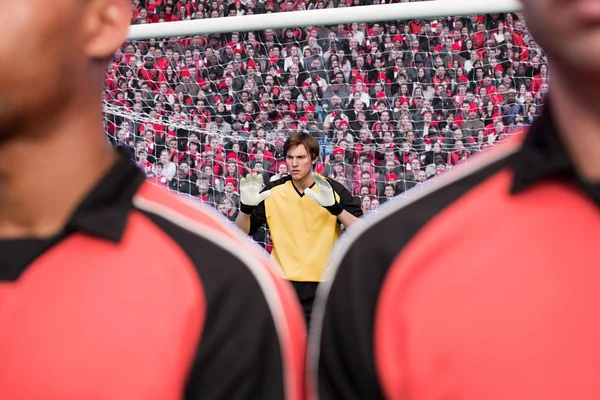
[309,140,521,400]
[133,182,307,400]
[0,149,305,399]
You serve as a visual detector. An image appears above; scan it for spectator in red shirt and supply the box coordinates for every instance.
[512,20,526,46]
[138,55,161,90]
[531,63,550,94]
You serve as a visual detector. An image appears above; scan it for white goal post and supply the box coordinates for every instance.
[128,0,523,41]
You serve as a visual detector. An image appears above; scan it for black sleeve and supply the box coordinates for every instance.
[314,226,390,400]
[142,212,288,400]
[329,178,363,218]
[190,183,199,197]
[249,179,284,235]
[248,200,267,235]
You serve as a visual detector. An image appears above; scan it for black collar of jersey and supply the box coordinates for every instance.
[510,102,600,205]
[0,148,144,281]
[65,147,146,242]
[288,175,316,198]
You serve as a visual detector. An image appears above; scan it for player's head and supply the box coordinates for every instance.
[0,0,131,137]
[521,0,600,77]
[283,132,319,181]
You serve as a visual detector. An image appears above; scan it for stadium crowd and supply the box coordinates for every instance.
[103,0,548,245]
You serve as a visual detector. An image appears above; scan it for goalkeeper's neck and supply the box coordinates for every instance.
[292,173,316,194]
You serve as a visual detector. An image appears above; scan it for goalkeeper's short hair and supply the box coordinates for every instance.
[283,132,320,161]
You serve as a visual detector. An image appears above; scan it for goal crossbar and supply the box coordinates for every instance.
[127,0,523,41]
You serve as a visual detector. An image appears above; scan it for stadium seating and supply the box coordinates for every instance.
[103,0,547,248]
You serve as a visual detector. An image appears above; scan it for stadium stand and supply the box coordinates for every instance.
[103,0,548,250]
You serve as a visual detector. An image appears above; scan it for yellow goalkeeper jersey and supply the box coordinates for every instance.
[249,175,362,282]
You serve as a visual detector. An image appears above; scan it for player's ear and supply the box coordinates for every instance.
[82,0,132,61]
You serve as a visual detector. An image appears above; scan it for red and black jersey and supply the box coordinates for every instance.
[472,30,486,49]
[310,105,600,399]
[175,1,195,16]
[0,148,306,400]
[408,20,424,34]
[137,67,161,90]
[513,30,525,46]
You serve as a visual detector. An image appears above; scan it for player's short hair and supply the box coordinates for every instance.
[283,132,320,160]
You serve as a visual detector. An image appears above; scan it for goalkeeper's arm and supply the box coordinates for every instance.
[235,173,271,235]
[304,173,364,229]
[235,212,252,235]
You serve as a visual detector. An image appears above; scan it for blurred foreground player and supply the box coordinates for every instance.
[310,1,600,399]
[0,1,305,399]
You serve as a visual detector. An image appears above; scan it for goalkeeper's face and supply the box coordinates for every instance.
[522,0,600,76]
[286,144,316,182]
[0,0,131,135]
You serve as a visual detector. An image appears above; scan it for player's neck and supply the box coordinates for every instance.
[549,71,600,183]
[293,173,315,193]
[0,102,117,239]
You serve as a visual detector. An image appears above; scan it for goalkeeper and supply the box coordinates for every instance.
[236,132,363,324]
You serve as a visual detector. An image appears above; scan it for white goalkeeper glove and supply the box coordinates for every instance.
[304,173,344,216]
[239,173,271,214]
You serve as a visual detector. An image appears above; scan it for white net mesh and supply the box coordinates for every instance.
[103,2,547,250]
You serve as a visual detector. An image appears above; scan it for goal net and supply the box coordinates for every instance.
[103,0,546,251]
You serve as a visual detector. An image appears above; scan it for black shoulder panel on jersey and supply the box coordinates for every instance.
[316,153,515,400]
[327,178,363,218]
[140,211,286,400]
[264,175,292,191]
[249,175,292,235]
